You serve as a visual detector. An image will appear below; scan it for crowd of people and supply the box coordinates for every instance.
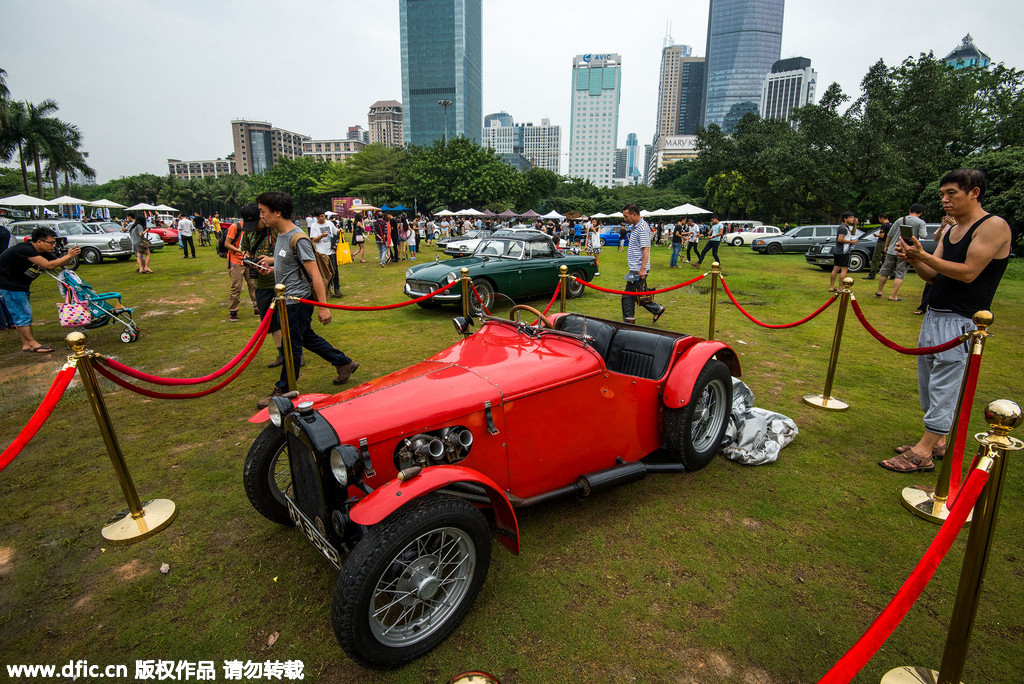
[1,169,1013,479]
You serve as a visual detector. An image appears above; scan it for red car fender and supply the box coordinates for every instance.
[349,465,520,555]
[662,342,741,408]
[247,393,335,424]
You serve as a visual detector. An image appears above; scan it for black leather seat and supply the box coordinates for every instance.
[605,329,675,380]
[556,314,616,362]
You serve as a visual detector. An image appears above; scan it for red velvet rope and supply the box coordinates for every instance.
[297,279,459,310]
[720,276,836,329]
[97,308,274,385]
[946,349,982,506]
[540,283,561,316]
[1,366,77,473]
[850,299,966,355]
[575,273,707,296]
[818,464,991,684]
[93,329,267,399]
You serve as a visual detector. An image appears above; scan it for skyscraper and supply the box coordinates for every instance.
[702,0,785,133]
[625,133,641,182]
[400,0,482,147]
[568,53,622,189]
[760,57,816,126]
[656,44,706,138]
[368,101,404,148]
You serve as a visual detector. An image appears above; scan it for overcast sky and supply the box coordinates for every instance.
[2,0,1021,183]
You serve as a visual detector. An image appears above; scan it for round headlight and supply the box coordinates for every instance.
[267,395,295,427]
[268,402,283,427]
[405,268,413,278]
[329,445,363,487]
[445,271,458,284]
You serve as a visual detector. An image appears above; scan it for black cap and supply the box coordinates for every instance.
[240,203,260,232]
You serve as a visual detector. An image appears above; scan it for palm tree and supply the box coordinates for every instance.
[0,67,10,135]
[43,119,95,196]
[0,99,59,194]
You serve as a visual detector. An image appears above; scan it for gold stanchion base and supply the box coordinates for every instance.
[900,485,974,526]
[101,498,177,544]
[881,665,961,683]
[802,393,849,411]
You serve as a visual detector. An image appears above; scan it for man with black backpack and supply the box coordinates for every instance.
[254,191,358,409]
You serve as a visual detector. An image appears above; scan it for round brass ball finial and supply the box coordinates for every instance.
[274,283,286,295]
[973,309,993,330]
[461,267,469,277]
[559,264,568,274]
[843,276,854,288]
[984,399,1022,432]
[65,331,87,352]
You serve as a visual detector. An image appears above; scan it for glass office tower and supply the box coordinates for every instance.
[702,0,784,133]
[400,0,482,147]
[568,53,622,188]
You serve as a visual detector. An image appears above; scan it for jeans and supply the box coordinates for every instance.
[670,243,682,267]
[686,241,698,262]
[180,234,196,257]
[377,241,388,266]
[620,273,664,321]
[276,301,352,391]
[697,239,720,264]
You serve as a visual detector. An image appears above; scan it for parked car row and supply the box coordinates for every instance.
[804,224,941,272]
[4,219,166,268]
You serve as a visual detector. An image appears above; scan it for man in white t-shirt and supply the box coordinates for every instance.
[177,215,196,258]
[309,209,341,297]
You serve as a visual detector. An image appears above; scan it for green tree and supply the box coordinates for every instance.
[0,99,59,195]
[248,156,331,214]
[314,143,407,206]
[42,119,94,196]
[403,138,521,211]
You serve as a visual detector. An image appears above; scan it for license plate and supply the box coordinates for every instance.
[286,496,342,570]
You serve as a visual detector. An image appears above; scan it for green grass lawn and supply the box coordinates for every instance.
[1,238,1022,683]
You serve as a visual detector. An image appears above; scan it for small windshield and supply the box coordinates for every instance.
[58,222,87,235]
[474,239,521,258]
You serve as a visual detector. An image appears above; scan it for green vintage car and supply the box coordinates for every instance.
[404,232,600,315]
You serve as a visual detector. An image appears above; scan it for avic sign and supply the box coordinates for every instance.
[582,53,614,63]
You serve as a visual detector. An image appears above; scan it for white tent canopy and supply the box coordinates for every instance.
[540,210,565,220]
[434,209,455,216]
[606,211,625,218]
[154,204,179,212]
[125,202,159,211]
[591,212,610,219]
[90,198,127,209]
[48,195,92,207]
[647,208,672,217]
[0,193,50,207]
[455,208,485,216]
[665,203,712,215]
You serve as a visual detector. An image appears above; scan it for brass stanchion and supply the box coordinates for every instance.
[65,332,176,544]
[275,284,297,393]
[802,277,851,411]
[707,262,720,341]
[559,265,568,313]
[902,311,992,524]
[460,267,471,319]
[882,400,1022,684]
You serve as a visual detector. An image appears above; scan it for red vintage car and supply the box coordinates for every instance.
[146,225,179,244]
[243,307,740,668]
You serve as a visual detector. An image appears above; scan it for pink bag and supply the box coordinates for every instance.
[57,289,92,328]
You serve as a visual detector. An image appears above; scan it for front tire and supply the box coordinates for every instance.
[566,269,586,299]
[599,237,607,246]
[242,426,292,525]
[333,494,491,668]
[81,247,102,264]
[765,242,782,255]
[731,237,744,246]
[468,278,495,316]
[848,252,866,272]
[664,360,732,470]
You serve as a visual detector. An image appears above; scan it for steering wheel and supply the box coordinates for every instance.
[508,304,554,329]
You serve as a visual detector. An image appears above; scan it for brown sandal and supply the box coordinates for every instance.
[894,443,946,458]
[880,450,935,473]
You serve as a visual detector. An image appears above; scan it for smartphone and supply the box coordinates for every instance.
[900,224,914,241]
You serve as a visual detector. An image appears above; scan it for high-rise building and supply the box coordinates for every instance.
[483,115,561,174]
[702,0,785,133]
[614,148,628,180]
[400,0,482,146]
[760,57,816,126]
[231,120,311,176]
[655,44,706,137]
[944,34,991,69]
[368,100,404,148]
[347,125,370,144]
[625,132,641,181]
[643,144,654,185]
[168,158,236,180]
[302,139,367,163]
[521,119,561,174]
[568,53,622,188]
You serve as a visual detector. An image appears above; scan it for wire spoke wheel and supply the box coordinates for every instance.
[242,426,292,524]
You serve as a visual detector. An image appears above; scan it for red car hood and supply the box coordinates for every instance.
[313,322,601,443]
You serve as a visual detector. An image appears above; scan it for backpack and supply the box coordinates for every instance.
[289,232,332,294]
[216,224,235,258]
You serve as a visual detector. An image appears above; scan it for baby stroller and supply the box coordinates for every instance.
[53,269,140,343]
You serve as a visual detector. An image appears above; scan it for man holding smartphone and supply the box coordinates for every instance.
[829,212,859,292]
[881,169,1011,473]
[874,203,927,301]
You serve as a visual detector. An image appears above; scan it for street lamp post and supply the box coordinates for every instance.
[438,99,453,143]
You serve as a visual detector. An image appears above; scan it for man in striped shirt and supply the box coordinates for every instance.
[621,203,665,325]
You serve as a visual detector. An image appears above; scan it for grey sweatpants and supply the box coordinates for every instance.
[917,309,975,434]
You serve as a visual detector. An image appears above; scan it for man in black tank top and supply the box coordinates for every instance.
[879,168,1011,473]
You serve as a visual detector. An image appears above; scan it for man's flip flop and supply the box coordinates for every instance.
[889,297,902,301]
[879,450,934,473]
[25,346,55,353]
[652,307,665,324]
